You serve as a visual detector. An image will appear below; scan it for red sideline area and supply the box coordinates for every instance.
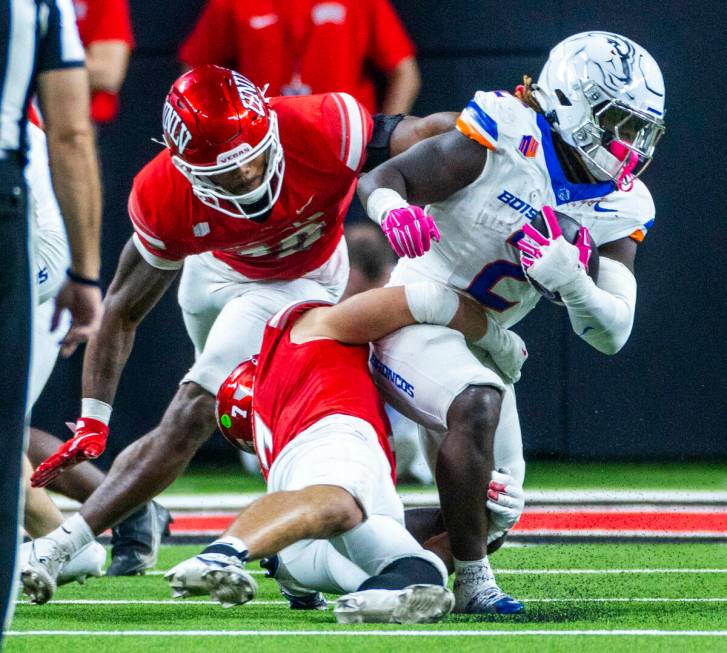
[164,510,727,536]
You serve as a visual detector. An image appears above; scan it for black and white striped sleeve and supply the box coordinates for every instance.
[36,0,85,72]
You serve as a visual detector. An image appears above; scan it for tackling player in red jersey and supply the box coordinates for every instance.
[22,65,445,605]
[165,281,526,623]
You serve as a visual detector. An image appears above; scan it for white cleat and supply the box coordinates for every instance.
[19,540,106,588]
[20,537,72,605]
[202,566,258,608]
[58,541,106,585]
[334,584,454,624]
[165,554,257,607]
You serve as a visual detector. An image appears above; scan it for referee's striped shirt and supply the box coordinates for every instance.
[0,0,84,160]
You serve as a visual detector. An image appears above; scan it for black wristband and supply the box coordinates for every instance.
[66,268,101,288]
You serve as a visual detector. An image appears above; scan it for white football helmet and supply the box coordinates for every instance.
[534,31,665,189]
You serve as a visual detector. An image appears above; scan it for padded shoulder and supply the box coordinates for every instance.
[456,90,537,151]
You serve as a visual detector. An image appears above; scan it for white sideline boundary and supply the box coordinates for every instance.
[49,489,727,512]
[7,629,727,637]
[144,568,727,576]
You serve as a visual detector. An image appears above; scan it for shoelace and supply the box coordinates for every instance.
[33,540,71,568]
[466,586,510,609]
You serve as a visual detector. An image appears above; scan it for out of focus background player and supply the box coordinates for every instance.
[72,0,134,124]
[359,31,664,613]
[179,0,420,114]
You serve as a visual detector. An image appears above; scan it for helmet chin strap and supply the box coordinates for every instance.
[609,142,638,192]
[581,142,638,192]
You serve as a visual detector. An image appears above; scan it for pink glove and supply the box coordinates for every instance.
[381,206,440,258]
[518,205,592,272]
[517,206,592,295]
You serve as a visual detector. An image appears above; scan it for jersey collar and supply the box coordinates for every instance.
[536,113,615,205]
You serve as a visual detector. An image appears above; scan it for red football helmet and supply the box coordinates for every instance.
[215,358,256,454]
[162,65,285,219]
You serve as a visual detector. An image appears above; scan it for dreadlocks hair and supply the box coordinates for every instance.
[514,75,544,114]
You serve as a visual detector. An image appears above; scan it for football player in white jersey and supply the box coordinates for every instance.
[358,31,665,614]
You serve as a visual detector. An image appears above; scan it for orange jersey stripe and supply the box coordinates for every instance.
[456,116,496,151]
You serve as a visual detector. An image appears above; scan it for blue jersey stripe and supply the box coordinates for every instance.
[466,100,498,142]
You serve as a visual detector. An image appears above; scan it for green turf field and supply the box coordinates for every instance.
[8,543,727,652]
[167,461,727,494]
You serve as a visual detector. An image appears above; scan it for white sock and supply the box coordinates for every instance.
[453,556,497,603]
[47,514,95,557]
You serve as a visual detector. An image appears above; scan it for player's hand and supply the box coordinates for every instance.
[381,206,440,258]
[30,418,109,487]
[474,318,528,384]
[52,279,104,358]
[486,467,525,534]
[490,328,528,384]
[517,205,592,293]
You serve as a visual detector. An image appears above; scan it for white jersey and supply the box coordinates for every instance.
[394,90,655,328]
[25,121,71,409]
[26,121,70,305]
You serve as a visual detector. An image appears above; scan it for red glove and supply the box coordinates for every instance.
[30,418,109,487]
[381,206,440,258]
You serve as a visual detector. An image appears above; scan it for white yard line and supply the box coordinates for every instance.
[16,599,287,605]
[144,568,727,576]
[147,570,265,576]
[496,568,727,574]
[14,598,727,606]
[7,629,727,637]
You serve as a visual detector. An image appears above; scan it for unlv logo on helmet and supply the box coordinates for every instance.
[162,101,192,155]
[163,65,285,219]
[231,71,265,117]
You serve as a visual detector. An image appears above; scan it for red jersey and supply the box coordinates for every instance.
[253,301,393,479]
[179,0,415,113]
[72,0,134,123]
[129,93,372,280]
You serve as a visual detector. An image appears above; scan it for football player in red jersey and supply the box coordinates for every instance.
[21,65,446,605]
[165,281,526,622]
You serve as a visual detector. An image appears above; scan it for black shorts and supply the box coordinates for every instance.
[363,113,406,173]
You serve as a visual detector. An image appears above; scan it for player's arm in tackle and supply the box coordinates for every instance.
[291,283,483,345]
[358,129,486,258]
[387,112,458,158]
[292,282,526,384]
[518,207,638,355]
[31,239,180,487]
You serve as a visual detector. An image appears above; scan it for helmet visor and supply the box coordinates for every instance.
[595,102,664,158]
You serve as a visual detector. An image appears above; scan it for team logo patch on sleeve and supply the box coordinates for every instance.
[518,135,539,158]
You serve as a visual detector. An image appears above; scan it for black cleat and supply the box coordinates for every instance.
[106,501,173,576]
